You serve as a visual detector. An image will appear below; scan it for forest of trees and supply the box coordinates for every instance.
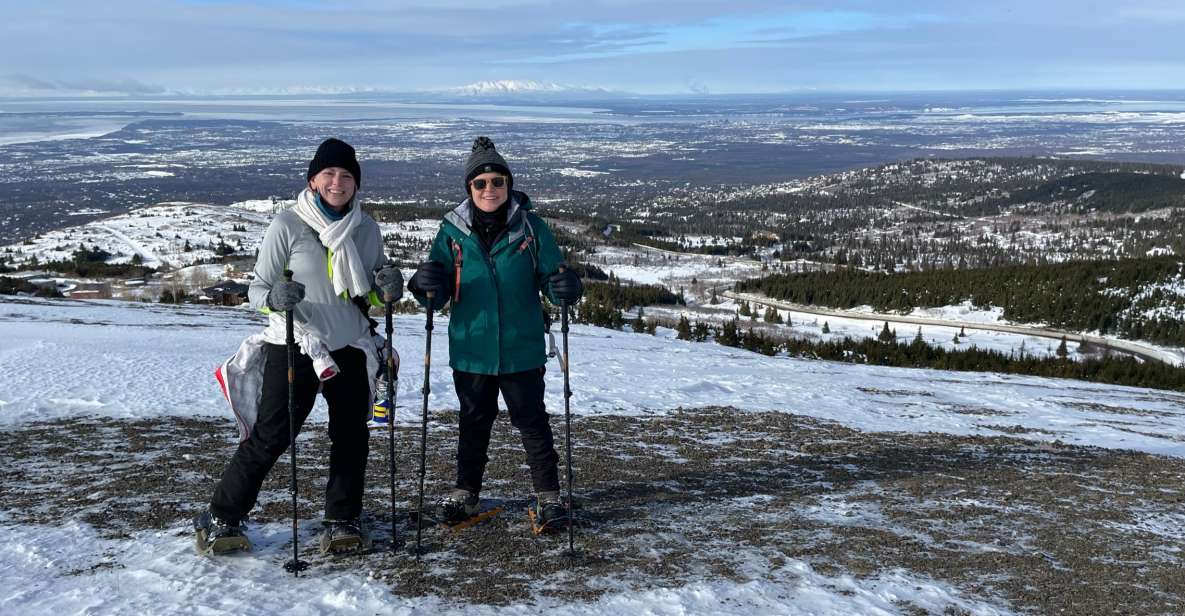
[738,255,1185,346]
[666,314,1185,392]
[572,275,684,329]
[0,276,61,297]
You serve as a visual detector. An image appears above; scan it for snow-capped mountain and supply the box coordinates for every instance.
[445,80,616,98]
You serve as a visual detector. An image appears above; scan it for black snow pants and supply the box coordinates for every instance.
[452,368,559,495]
[209,343,370,522]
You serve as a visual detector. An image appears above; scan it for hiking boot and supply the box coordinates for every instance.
[533,491,569,531]
[194,509,251,555]
[372,377,392,424]
[435,489,479,524]
[318,518,368,554]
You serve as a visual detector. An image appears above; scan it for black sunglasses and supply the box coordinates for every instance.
[470,176,507,190]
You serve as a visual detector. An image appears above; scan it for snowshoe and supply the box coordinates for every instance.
[194,509,252,555]
[410,490,503,532]
[528,492,570,535]
[318,518,371,555]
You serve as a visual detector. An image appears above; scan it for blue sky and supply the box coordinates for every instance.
[2,0,1183,95]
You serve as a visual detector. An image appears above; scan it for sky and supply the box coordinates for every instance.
[2,0,1184,96]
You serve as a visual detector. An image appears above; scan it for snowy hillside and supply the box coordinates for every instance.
[4,297,1182,453]
[4,202,1179,365]
[1,296,1183,615]
[6,200,1183,370]
[0,201,287,270]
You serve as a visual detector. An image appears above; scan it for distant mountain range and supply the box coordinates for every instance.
[437,80,622,100]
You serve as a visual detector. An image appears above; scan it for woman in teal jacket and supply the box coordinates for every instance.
[409,137,583,528]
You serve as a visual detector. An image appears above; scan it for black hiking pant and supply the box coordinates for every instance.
[453,368,559,495]
[210,343,369,522]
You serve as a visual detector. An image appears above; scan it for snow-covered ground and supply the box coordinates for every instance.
[581,243,765,288]
[1,296,1184,615]
[650,296,1092,362]
[0,200,441,275]
[5,297,1181,455]
[1,202,272,270]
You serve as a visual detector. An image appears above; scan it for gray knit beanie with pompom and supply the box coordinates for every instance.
[463,136,513,192]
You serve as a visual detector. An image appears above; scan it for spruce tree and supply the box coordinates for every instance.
[719,318,740,347]
[632,307,645,333]
[676,314,692,340]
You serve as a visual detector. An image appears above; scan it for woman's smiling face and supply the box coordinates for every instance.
[309,167,356,210]
[469,172,508,213]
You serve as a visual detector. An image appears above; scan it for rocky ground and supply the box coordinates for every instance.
[2,406,1183,614]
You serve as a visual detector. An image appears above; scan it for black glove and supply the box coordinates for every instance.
[549,268,583,303]
[408,261,449,296]
[267,279,305,311]
[373,261,404,302]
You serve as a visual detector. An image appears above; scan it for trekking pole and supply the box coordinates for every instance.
[560,266,577,556]
[384,285,400,552]
[281,270,308,575]
[415,290,435,558]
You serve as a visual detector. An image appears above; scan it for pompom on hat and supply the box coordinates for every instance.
[463,136,512,192]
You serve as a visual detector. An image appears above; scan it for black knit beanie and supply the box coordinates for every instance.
[463,136,512,192]
[307,138,361,188]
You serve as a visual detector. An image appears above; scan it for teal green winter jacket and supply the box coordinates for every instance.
[412,191,564,375]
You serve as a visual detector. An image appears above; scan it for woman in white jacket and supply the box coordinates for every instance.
[195,138,403,555]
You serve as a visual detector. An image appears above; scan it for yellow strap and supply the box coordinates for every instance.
[325,247,351,301]
[449,507,504,533]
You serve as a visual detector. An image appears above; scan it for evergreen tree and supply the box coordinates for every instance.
[822,321,830,334]
[718,318,740,347]
[676,314,692,340]
[632,307,645,333]
[877,321,895,343]
[1056,336,1069,358]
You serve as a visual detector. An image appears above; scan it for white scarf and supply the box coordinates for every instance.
[291,188,371,298]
